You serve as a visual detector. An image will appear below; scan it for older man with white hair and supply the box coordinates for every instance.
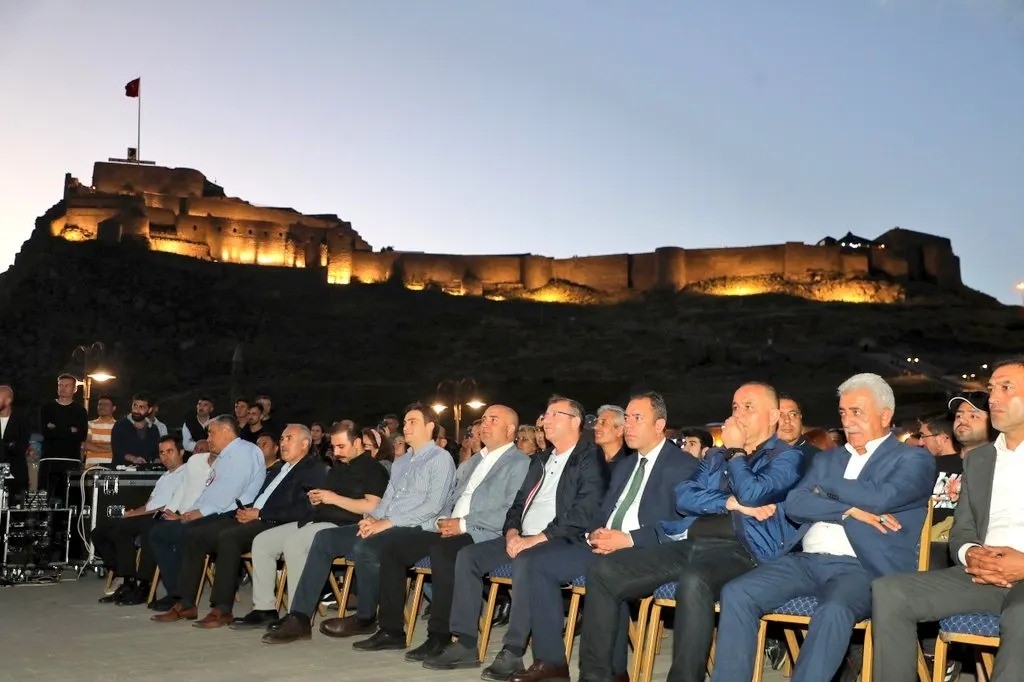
[710,373,935,682]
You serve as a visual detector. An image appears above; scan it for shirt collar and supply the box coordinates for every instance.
[638,438,666,463]
[994,433,1024,455]
[408,440,437,458]
[481,442,514,459]
[845,433,891,458]
[552,441,578,459]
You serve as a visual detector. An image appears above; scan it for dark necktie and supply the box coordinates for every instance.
[609,457,648,531]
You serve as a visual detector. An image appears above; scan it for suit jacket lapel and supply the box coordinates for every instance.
[972,446,997,541]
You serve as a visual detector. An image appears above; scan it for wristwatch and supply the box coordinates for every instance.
[723,447,746,460]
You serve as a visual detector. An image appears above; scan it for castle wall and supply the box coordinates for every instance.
[783,242,842,278]
[630,252,659,290]
[351,251,397,284]
[521,255,553,290]
[462,255,523,285]
[655,247,686,290]
[93,162,205,197]
[551,254,629,291]
[683,245,787,283]
[870,249,910,279]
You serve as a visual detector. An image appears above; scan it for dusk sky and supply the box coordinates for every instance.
[2,1,1022,302]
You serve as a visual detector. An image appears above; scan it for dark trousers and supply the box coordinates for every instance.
[579,537,756,681]
[375,527,475,636]
[178,515,272,610]
[449,536,554,651]
[527,543,599,667]
[288,524,362,619]
[872,565,1024,682]
[92,514,159,577]
[712,553,872,682]
[149,514,224,598]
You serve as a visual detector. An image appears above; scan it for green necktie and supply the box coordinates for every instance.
[609,457,648,531]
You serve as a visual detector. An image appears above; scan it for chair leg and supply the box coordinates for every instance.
[338,564,356,618]
[105,570,115,592]
[931,635,948,682]
[405,573,426,647]
[275,565,288,612]
[916,644,930,682]
[563,590,582,663]
[479,582,501,662]
[147,567,160,605]
[980,651,995,678]
[861,622,873,682]
[630,598,652,682]
[783,627,802,663]
[195,556,210,607]
[752,620,769,682]
[706,625,717,677]
[639,603,662,682]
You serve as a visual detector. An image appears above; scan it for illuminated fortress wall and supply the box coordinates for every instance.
[48,162,963,304]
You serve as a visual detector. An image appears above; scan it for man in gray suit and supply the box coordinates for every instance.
[872,356,1024,681]
[352,404,530,658]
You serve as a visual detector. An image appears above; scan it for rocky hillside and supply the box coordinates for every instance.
[1,228,1019,432]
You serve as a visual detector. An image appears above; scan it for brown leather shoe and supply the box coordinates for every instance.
[192,608,233,628]
[261,614,312,644]
[319,614,377,638]
[151,603,199,623]
[509,660,571,682]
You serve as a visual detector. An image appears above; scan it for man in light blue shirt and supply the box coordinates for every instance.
[147,415,265,615]
[263,403,456,644]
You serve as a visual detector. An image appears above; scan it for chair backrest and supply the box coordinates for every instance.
[916,499,935,572]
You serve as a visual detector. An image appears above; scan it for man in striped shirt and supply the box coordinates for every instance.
[83,395,117,467]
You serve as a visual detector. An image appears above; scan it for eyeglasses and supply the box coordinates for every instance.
[918,433,940,439]
[541,410,576,422]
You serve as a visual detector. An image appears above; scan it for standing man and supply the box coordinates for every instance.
[40,373,88,494]
[181,397,214,455]
[593,404,628,470]
[93,435,187,604]
[872,357,1024,681]
[353,404,529,657]
[148,400,168,437]
[83,395,117,467]
[263,404,455,644]
[233,422,389,629]
[508,392,700,682]
[111,394,160,466]
[242,403,267,443]
[0,385,32,500]
[711,373,934,682]
[425,396,608,679]
[147,415,265,617]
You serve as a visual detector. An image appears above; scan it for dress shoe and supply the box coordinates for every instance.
[99,582,133,604]
[151,603,198,622]
[481,648,525,680]
[352,629,407,651]
[261,614,312,644]
[405,634,449,662]
[492,595,512,626]
[319,614,377,638]
[266,615,287,631]
[423,640,481,670]
[192,607,233,628]
[509,660,571,682]
[230,609,280,630]
[149,595,176,611]
[115,584,149,606]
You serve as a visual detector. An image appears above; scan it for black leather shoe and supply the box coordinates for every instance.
[405,635,449,662]
[261,614,312,644]
[99,582,133,604]
[149,595,176,611]
[352,629,406,651]
[491,595,512,626]
[230,609,280,630]
[266,615,287,631]
[115,584,149,606]
[423,641,481,670]
[481,648,525,680]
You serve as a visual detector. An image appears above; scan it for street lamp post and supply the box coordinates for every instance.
[70,342,116,413]
[431,378,486,443]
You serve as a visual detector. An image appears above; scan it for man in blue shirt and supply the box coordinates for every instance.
[263,403,456,644]
[147,415,265,620]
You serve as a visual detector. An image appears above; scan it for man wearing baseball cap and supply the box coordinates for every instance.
[948,391,995,456]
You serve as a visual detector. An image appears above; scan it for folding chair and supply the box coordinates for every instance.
[403,556,432,646]
[932,613,999,682]
[479,562,514,661]
[637,582,716,682]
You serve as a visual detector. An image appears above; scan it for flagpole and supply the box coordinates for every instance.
[137,80,141,163]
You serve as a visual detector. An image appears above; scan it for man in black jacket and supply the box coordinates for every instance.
[39,374,88,496]
[155,424,327,628]
[425,395,609,680]
[0,385,32,501]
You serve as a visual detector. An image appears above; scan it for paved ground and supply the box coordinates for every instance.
[0,576,818,681]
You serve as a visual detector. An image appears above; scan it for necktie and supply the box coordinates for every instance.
[609,457,648,531]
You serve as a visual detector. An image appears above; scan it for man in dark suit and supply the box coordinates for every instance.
[872,357,1024,681]
[579,382,805,682]
[507,391,699,682]
[425,395,608,680]
[0,385,32,501]
[711,373,935,682]
[153,424,326,627]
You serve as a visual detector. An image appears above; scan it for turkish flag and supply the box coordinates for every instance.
[125,78,140,98]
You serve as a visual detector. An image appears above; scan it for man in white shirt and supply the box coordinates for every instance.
[93,435,186,604]
[425,396,608,679]
[873,357,1024,681]
[354,405,530,658]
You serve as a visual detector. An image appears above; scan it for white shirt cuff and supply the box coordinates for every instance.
[958,542,980,566]
[458,518,467,534]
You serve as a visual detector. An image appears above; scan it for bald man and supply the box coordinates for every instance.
[0,385,32,500]
[354,405,531,658]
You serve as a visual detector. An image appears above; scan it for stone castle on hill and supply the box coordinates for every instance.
[44,161,963,304]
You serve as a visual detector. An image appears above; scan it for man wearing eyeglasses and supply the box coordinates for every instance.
[777,394,821,465]
[425,395,608,679]
[919,415,962,571]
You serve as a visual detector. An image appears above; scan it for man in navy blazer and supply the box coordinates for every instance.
[711,373,935,682]
[579,382,805,682]
[504,392,699,682]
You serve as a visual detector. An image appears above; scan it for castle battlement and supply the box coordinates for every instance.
[47,161,962,304]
